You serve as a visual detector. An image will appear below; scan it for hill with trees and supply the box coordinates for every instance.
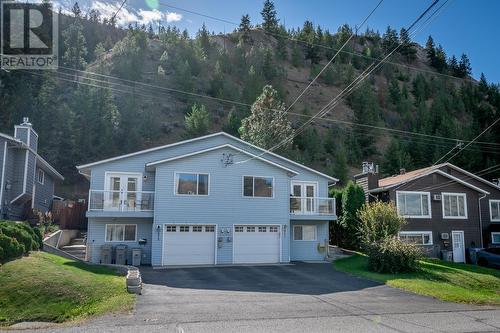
[1,0,499,197]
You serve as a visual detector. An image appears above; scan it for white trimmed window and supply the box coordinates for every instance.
[442,193,467,219]
[175,173,209,195]
[243,176,273,197]
[270,226,278,232]
[105,224,137,242]
[193,226,202,232]
[205,226,215,232]
[399,231,433,245]
[37,169,45,184]
[293,225,316,241]
[166,225,176,232]
[180,226,189,232]
[235,226,244,232]
[492,232,500,244]
[396,191,431,218]
[258,226,267,232]
[489,200,500,222]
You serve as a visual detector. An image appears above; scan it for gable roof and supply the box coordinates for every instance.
[145,144,299,175]
[1,132,64,181]
[77,132,338,182]
[372,163,491,194]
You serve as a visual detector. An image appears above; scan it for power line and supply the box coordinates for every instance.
[445,116,500,162]
[111,0,127,22]
[154,0,473,84]
[237,0,446,163]
[284,0,384,114]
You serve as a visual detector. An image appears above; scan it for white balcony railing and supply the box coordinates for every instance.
[89,190,154,212]
[290,197,336,216]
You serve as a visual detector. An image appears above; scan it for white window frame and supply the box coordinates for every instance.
[492,232,500,244]
[105,224,137,242]
[242,175,275,198]
[489,200,500,222]
[399,231,433,246]
[396,191,432,218]
[441,192,468,219]
[174,172,210,196]
[293,225,317,241]
[104,171,143,192]
[37,169,45,185]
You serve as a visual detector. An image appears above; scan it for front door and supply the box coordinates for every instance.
[291,182,317,214]
[105,173,141,211]
[452,231,465,263]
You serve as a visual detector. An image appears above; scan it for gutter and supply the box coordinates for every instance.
[478,193,487,248]
[0,141,7,213]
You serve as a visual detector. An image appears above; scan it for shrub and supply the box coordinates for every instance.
[366,237,422,273]
[339,181,365,250]
[0,233,25,263]
[0,221,40,253]
[357,201,407,249]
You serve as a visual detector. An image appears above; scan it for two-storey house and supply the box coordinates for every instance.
[77,132,337,266]
[355,162,500,263]
[0,118,64,220]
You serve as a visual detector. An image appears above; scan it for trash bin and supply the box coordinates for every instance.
[115,245,128,265]
[468,248,482,264]
[100,245,112,264]
[132,248,142,266]
[441,250,453,262]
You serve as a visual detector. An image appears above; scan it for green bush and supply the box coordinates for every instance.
[357,201,407,249]
[0,222,40,254]
[0,233,25,263]
[366,237,422,274]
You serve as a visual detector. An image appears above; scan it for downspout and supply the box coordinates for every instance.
[0,141,8,215]
[478,193,487,248]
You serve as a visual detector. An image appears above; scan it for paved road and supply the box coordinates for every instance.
[9,263,500,332]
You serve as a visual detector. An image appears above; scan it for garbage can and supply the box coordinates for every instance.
[132,248,142,266]
[100,245,112,264]
[115,245,128,265]
[441,250,453,262]
[468,248,482,264]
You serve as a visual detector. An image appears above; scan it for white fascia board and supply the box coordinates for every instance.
[146,144,299,175]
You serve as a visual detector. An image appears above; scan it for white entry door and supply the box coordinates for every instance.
[291,182,317,214]
[233,225,280,264]
[105,173,141,211]
[452,231,465,263]
[163,225,216,265]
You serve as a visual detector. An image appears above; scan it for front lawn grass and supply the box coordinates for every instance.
[334,254,500,305]
[0,252,135,326]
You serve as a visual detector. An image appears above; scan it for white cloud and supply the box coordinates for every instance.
[166,12,182,23]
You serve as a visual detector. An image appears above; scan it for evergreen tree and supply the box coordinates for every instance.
[71,2,81,17]
[382,138,412,176]
[399,28,416,62]
[448,55,459,76]
[340,181,365,250]
[185,103,210,137]
[222,109,241,136]
[261,0,279,33]
[62,21,88,70]
[382,26,398,53]
[238,14,252,43]
[241,85,294,151]
[425,35,436,65]
[197,23,211,55]
[458,53,472,78]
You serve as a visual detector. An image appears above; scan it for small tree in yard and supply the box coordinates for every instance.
[339,181,365,250]
[357,201,406,248]
[185,103,210,137]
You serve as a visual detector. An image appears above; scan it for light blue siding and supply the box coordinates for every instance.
[83,133,335,265]
[87,217,153,265]
[33,168,55,212]
[151,146,291,265]
[290,220,329,261]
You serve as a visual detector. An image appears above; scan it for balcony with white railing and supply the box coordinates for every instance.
[290,197,336,219]
[87,190,155,217]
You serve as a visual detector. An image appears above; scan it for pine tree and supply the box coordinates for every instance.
[222,109,241,136]
[458,53,472,78]
[185,103,210,137]
[382,138,412,176]
[62,21,88,70]
[399,28,416,62]
[425,35,436,65]
[340,181,365,250]
[240,85,294,151]
[382,26,398,53]
[71,2,81,17]
[261,0,279,33]
[197,23,211,55]
[239,14,252,43]
[448,55,459,76]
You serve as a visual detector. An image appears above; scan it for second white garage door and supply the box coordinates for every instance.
[233,225,280,264]
[163,225,215,265]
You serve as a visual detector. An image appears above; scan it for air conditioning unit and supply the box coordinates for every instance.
[433,194,442,201]
[441,233,449,240]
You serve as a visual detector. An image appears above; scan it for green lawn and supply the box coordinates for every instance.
[0,252,135,326]
[334,254,500,305]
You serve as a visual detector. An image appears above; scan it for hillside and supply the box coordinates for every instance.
[1,6,499,198]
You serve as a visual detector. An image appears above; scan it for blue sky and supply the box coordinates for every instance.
[57,0,500,83]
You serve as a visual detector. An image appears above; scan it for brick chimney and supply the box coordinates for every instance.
[14,117,38,152]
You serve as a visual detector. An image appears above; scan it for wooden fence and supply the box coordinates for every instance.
[52,200,87,230]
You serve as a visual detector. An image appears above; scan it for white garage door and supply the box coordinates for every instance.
[233,225,280,264]
[163,225,215,265]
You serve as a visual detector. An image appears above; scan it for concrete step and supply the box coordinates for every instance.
[61,245,86,250]
[70,239,85,246]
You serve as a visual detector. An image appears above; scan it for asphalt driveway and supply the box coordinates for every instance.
[20,262,500,333]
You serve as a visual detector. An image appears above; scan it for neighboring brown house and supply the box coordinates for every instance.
[354,162,500,263]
